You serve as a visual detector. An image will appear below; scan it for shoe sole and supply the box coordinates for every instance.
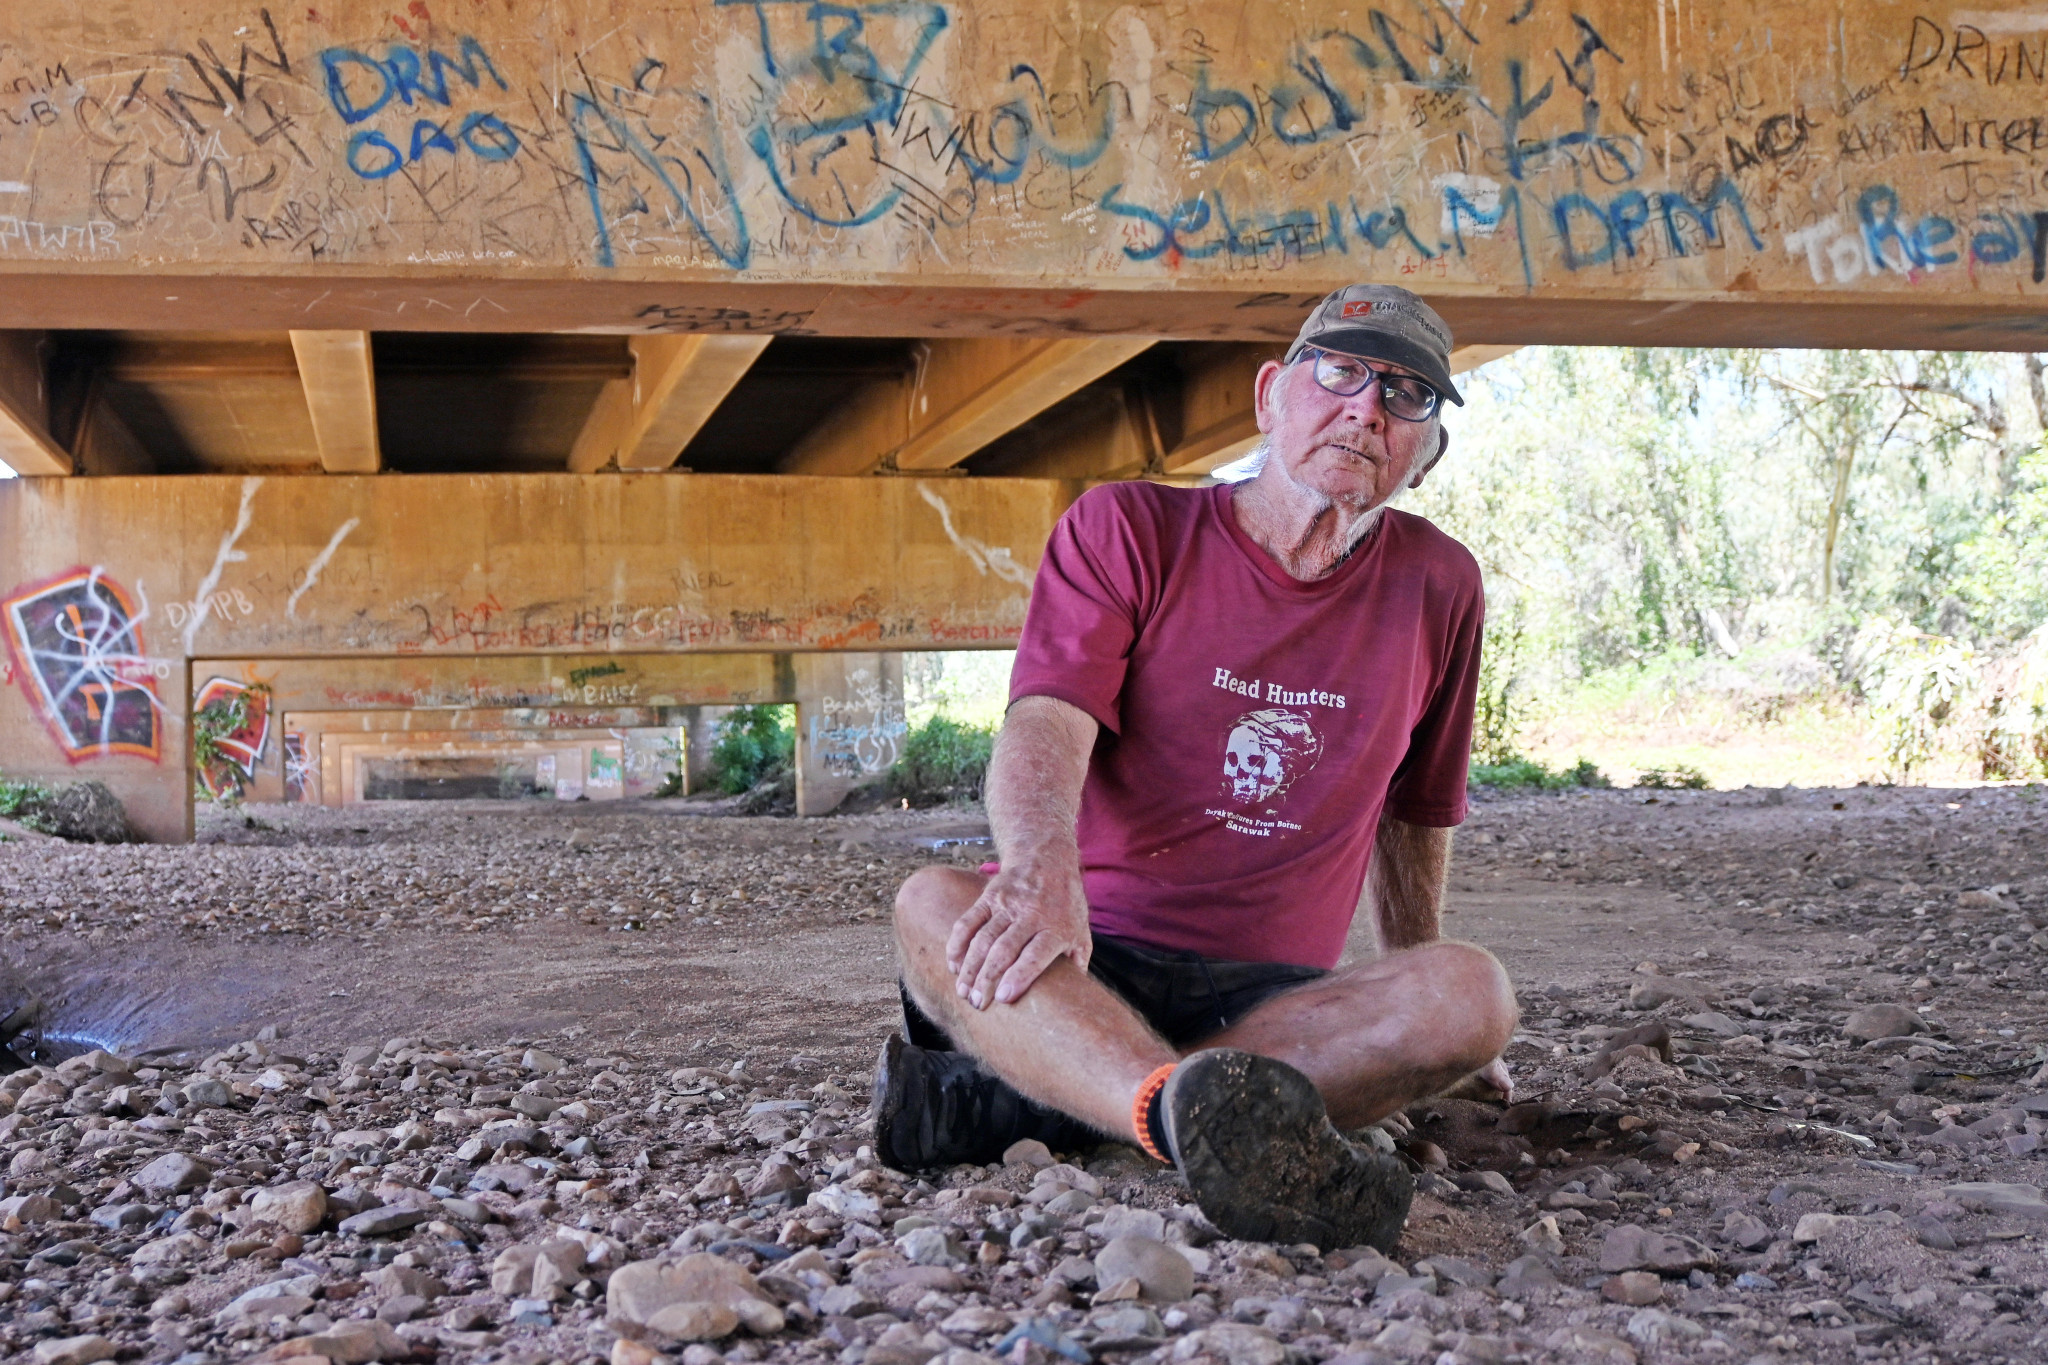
[1162,1048,1413,1253]
[870,1030,920,1171]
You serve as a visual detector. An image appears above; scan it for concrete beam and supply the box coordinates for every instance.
[0,476,1054,840]
[0,4,2042,349]
[290,332,381,474]
[0,333,70,477]
[781,340,1150,476]
[571,335,773,473]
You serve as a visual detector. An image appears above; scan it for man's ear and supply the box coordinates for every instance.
[1408,426,1451,489]
[1252,359,1287,436]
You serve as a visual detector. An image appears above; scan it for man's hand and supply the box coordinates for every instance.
[962,694,1100,1010]
[948,857,1091,1009]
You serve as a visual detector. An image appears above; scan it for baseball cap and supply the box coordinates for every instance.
[1283,284,1463,407]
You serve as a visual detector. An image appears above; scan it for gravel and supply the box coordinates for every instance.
[0,785,2043,1363]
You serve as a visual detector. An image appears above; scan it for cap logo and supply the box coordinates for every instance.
[1340,301,1378,318]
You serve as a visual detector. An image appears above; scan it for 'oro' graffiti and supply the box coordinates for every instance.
[1,568,164,763]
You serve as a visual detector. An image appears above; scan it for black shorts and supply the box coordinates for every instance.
[904,931,1327,1052]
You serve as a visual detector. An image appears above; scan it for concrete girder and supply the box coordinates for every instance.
[0,475,1046,839]
[569,334,773,472]
[0,332,71,477]
[0,4,2037,349]
[290,331,382,473]
[779,339,1153,476]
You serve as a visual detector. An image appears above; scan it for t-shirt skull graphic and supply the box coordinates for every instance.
[1009,482,1484,968]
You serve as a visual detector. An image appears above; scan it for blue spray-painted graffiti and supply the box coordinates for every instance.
[1552,181,1762,270]
[721,0,951,228]
[319,36,519,180]
[568,83,750,270]
[1101,184,1436,266]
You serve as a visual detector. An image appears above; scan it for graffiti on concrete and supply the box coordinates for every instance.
[808,667,909,779]
[283,730,315,802]
[0,3,2041,301]
[1,567,165,762]
[193,676,272,797]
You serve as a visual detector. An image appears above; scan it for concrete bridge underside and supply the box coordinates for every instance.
[1,1,2043,837]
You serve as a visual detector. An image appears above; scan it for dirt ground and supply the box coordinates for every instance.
[0,784,2044,1365]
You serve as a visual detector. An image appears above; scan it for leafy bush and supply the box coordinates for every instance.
[1469,755,1611,791]
[0,774,54,830]
[890,715,997,803]
[0,775,135,842]
[1635,764,1711,790]
[710,705,795,795]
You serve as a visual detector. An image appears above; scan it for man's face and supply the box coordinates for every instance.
[1250,348,1448,513]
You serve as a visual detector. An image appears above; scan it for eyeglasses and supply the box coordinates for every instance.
[1296,347,1443,422]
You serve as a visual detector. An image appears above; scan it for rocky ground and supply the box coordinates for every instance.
[0,784,2044,1365]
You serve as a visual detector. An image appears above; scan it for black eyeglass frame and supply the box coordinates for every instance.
[1294,347,1444,422]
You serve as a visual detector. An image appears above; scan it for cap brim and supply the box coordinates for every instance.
[1287,328,1464,406]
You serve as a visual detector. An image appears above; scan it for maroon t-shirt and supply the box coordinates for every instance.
[1009,482,1484,969]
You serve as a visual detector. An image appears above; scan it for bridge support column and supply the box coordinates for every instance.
[793,654,907,817]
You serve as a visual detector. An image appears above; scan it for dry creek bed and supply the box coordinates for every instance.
[0,784,2044,1365]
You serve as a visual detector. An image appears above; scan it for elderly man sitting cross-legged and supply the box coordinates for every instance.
[875,285,1519,1254]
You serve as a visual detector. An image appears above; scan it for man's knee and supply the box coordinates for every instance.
[893,865,984,957]
[1404,940,1518,1062]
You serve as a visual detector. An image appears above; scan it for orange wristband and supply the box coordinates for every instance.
[1131,1062,1176,1164]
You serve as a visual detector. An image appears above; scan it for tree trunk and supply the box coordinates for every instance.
[1823,437,1857,603]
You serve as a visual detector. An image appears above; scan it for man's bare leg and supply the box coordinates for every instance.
[897,867,1515,1137]
[1202,942,1519,1128]
[896,865,1170,1140]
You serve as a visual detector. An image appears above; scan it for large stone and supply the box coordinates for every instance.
[181,1079,234,1108]
[492,1244,543,1295]
[608,1254,785,1337]
[260,1319,411,1364]
[646,1301,740,1341]
[1678,1011,1748,1038]
[1627,979,1709,1011]
[367,1265,447,1300]
[1792,1213,1857,1243]
[1095,1236,1195,1303]
[1093,1206,1168,1242]
[530,1239,591,1300]
[1171,1324,1285,1365]
[1602,1272,1663,1306]
[0,1193,62,1223]
[1844,1004,1925,1043]
[1941,1183,2048,1220]
[338,1205,427,1237]
[33,1337,116,1365]
[1598,1225,1717,1275]
[133,1152,212,1195]
[898,1226,966,1266]
[247,1180,328,1234]
[129,1232,209,1264]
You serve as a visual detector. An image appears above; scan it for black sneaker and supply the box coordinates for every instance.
[1161,1048,1413,1252]
[870,1031,1100,1171]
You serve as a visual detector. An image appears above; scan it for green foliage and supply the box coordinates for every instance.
[890,714,997,803]
[192,682,271,802]
[1635,764,1711,790]
[1407,346,2048,775]
[710,705,795,794]
[651,734,687,797]
[1977,626,2048,779]
[1471,604,1528,767]
[1469,755,1611,791]
[1850,619,1976,781]
[0,773,54,829]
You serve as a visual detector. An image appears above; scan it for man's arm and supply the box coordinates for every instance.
[1365,813,1453,952]
[1369,813,1515,1099]
[949,694,1098,1009]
